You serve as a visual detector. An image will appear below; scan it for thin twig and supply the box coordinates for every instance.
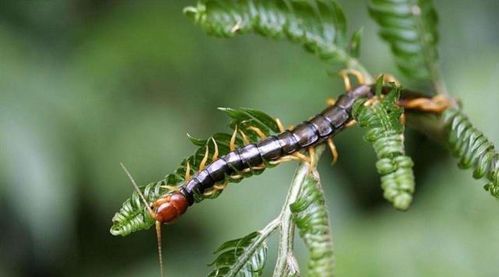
[226,218,280,276]
[273,146,325,276]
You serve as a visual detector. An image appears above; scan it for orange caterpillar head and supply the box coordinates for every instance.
[120,163,189,277]
[151,192,189,224]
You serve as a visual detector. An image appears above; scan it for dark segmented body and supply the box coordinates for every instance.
[180,85,373,204]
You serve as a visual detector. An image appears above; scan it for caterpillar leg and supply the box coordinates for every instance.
[184,160,192,181]
[162,184,180,192]
[213,181,228,191]
[230,127,238,151]
[293,152,312,164]
[376,72,451,116]
[275,118,286,133]
[203,181,229,197]
[249,165,266,171]
[240,164,266,175]
[199,145,210,171]
[161,161,192,191]
[326,98,336,107]
[247,126,267,139]
[239,130,250,145]
[345,119,357,128]
[401,95,452,113]
[211,137,219,161]
[308,147,317,168]
[340,69,367,91]
[339,70,353,91]
[363,94,381,107]
[269,154,305,166]
[229,174,243,180]
[327,138,339,165]
[380,73,400,86]
[271,151,313,173]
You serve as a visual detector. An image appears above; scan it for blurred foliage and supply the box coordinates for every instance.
[369,0,439,80]
[0,0,498,276]
[184,0,350,65]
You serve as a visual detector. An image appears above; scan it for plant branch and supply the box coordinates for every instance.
[273,146,326,277]
[225,218,280,276]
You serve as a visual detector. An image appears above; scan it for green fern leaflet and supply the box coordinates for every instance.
[185,0,352,64]
[369,0,439,80]
[110,108,280,236]
[352,85,416,210]
[444,108,499,197]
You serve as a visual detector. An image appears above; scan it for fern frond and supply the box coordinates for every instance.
[110,108,280,236]
[369,0,439,80]
[443,108,499,197]
[219,107,280,141]
[209,231,268,277]
[184,0,350,64]
[290,171,334,276]
[352,85,416,210]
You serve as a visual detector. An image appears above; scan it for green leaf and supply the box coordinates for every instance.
[208,231,268,277]
[375,75,384,97]
[290,171,335,276]
[443,108,499,198]
[184,0,351,65]
[219,107,280,141]
[369,0,440,80]
[187,132,208,146]
[110,107,280,236]
[352,85,416,210]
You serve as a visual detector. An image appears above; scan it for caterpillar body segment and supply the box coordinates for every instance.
[181,85,373,206]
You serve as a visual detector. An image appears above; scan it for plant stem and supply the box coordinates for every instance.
[273,146,325,277]
[226,218,280,276]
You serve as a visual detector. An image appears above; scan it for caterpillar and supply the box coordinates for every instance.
[110,81,457,277]
[118,85,373,231]
[352,86,416,210]
[111,84,451,237]
[110,83,376,276]
[443,108,499,197]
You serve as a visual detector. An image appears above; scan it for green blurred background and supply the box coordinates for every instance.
[0,0,498,276]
